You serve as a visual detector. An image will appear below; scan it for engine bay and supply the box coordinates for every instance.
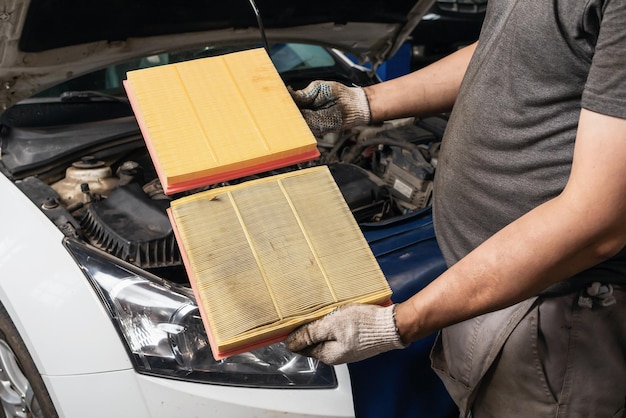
[7,115,445,284]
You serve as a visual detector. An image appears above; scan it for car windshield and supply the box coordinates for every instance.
[33,43,337,99]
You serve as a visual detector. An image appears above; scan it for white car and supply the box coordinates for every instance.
[0,0,456,417]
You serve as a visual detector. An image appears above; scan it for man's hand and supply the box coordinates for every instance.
[289,81,371,137]
[286,304,407,365]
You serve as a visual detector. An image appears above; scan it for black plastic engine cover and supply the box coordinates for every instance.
[80,183,181,268]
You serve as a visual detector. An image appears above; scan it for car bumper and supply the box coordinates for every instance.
[44,367,355,417]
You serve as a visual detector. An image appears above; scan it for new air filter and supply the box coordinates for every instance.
[124,48,319,194]
[168,166,391,359]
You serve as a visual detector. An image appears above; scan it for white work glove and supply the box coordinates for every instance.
[290,81,371,137]
[286,304,407,365]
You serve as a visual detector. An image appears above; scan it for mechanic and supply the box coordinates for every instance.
[286,0,626,416]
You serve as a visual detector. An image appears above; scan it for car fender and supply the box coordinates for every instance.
[0,173,132,376]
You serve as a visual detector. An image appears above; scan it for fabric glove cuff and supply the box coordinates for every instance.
[342,86,371,129]
[359,304,408,356]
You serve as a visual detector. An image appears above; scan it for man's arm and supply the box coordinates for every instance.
[396,109,626,342]
[286,108,626,365]
[290,43,477,137]
[365,42,477,122]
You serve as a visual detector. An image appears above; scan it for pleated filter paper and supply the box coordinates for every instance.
[124,47,319,195]
[168,166,392,359]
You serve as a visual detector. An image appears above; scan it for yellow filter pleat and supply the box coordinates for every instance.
[229,182,336,318]
[223,51,316,155]
[280,170,390,302]
[125,48,318,194]
[169,166,392,357]
[171,195,281,341]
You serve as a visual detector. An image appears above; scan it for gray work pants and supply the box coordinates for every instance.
[432,285,626,418]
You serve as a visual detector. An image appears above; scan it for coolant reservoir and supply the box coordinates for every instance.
[51,156,119,208]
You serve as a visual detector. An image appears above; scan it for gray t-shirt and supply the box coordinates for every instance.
[433,0,626,287]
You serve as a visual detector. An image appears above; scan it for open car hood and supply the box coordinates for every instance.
[0,0,433,110]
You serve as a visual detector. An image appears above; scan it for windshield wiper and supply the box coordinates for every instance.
[60,90,129,103]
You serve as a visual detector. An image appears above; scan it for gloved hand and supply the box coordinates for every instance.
[286,304,407,365]
[289,81,371,137]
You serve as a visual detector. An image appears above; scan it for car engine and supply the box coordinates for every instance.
[11,115,445,283]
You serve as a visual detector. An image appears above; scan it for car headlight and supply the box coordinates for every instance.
[64,238,336,388]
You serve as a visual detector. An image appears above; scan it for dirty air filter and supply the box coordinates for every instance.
[168,166,392,359]
[80,183,181,268]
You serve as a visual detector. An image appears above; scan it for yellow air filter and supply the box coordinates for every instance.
[168,166,392,359]
[124,48,319,194]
